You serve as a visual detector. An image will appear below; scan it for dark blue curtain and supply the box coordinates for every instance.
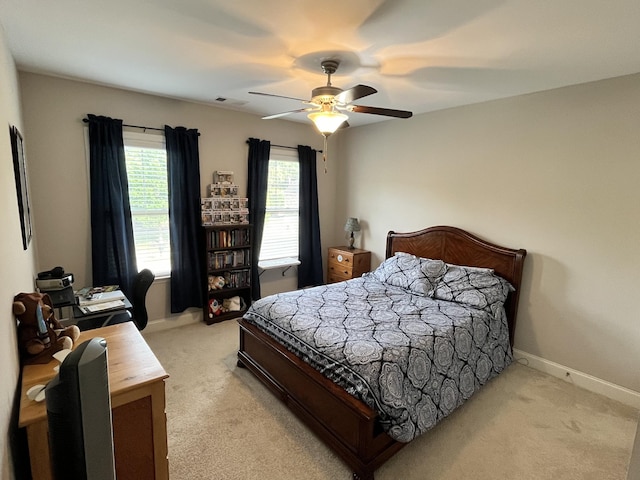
[297,145,323,288]
[87,114,137,297]
[165,126,204,313]
[247,138,270,300]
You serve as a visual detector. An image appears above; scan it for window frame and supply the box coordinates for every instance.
[258,147,300,268]
[123,131,171,278]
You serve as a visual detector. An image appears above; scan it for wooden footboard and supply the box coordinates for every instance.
[237,318,404,480]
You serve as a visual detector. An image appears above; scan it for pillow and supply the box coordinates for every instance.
[445,263,494,274]
[433,264,514,310]
[372,252,447,296]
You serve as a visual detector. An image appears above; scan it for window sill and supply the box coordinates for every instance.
[258,258,300,276]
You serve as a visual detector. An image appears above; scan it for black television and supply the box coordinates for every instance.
[45,337,116,480]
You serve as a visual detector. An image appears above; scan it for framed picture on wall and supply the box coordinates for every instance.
[10,126,32,250]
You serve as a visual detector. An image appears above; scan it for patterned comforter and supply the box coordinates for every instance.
[243,263,513,443]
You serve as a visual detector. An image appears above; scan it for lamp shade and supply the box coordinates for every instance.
[308,111,348,135]
[344,217,361,233]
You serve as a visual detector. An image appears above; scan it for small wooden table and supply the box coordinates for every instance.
[19,322,169,480]
[327,246,372,283]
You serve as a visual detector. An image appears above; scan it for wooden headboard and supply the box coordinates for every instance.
[386,225,527,345]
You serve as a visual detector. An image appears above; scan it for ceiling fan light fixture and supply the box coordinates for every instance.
[307,110,348,135]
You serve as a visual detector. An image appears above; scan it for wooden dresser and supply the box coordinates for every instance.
[327,246,371,283]
[19,322,169,480]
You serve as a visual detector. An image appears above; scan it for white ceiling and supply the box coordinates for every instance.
[1,0,639,128]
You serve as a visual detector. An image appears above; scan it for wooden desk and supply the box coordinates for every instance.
[19,322,169,480]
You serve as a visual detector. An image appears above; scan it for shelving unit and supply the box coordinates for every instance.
[203,225,252,324]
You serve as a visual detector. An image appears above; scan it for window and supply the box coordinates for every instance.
[123,132,171,276]
[259,148,299,264]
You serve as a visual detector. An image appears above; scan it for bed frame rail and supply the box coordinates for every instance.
[238,319,404,480]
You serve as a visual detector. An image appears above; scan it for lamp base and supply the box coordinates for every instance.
[348,234,355,249]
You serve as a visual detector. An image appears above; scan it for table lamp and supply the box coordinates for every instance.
[344,217,361,249]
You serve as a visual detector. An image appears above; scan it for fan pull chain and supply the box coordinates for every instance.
[323,134,328,173]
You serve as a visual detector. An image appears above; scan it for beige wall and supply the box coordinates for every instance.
[18,72,337,326]
[335,73,640,393]
[0,24,38,480]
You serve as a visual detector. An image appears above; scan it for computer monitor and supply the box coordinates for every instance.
[45,337,116,480]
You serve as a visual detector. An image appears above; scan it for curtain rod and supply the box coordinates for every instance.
[123,123,164,132]
[83,118,164,132]
[83,118,200,136]
[246,140,323,154]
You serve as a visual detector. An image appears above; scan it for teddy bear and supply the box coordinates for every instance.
[13,292,80,364]
[208,275,225,291]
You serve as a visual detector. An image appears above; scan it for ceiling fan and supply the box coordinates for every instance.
[249,59,413,136]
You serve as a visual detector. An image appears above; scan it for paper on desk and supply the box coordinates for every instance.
[78,290,125,306]
[80,300,125,313]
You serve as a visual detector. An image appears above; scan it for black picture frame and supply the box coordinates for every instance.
[10,125,32,250]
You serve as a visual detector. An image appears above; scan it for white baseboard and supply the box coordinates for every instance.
[513,349,640,410]
[141,311,201,336]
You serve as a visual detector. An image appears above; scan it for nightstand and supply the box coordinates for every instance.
[327,246,371,283]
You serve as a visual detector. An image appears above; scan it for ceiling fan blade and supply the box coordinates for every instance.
[262,108,313,120]
[335,84,377,104]
[349,105,413,118]
[249,91,308,103]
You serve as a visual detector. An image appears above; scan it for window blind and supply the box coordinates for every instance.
[124,132,170,276]
[259,153,299,261]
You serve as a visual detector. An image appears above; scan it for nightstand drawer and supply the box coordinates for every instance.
[327,272,351,284]
[328,248,354,264]
[328,263,353,278]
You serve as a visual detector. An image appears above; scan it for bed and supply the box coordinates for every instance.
[237,226,526,480]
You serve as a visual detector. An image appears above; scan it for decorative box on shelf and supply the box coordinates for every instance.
[201,171,249,226]
[214,170,234,184]
[207,183,240,198]
[202,210,249,226]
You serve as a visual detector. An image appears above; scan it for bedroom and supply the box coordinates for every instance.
[1,1,639,479]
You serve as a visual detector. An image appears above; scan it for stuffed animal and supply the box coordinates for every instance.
[208,275,225,290]
[222,296,243,313]
[208,298,222,318]
[13,292,80,364]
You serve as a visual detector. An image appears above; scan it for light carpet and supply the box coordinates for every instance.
[143,320,638,480]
